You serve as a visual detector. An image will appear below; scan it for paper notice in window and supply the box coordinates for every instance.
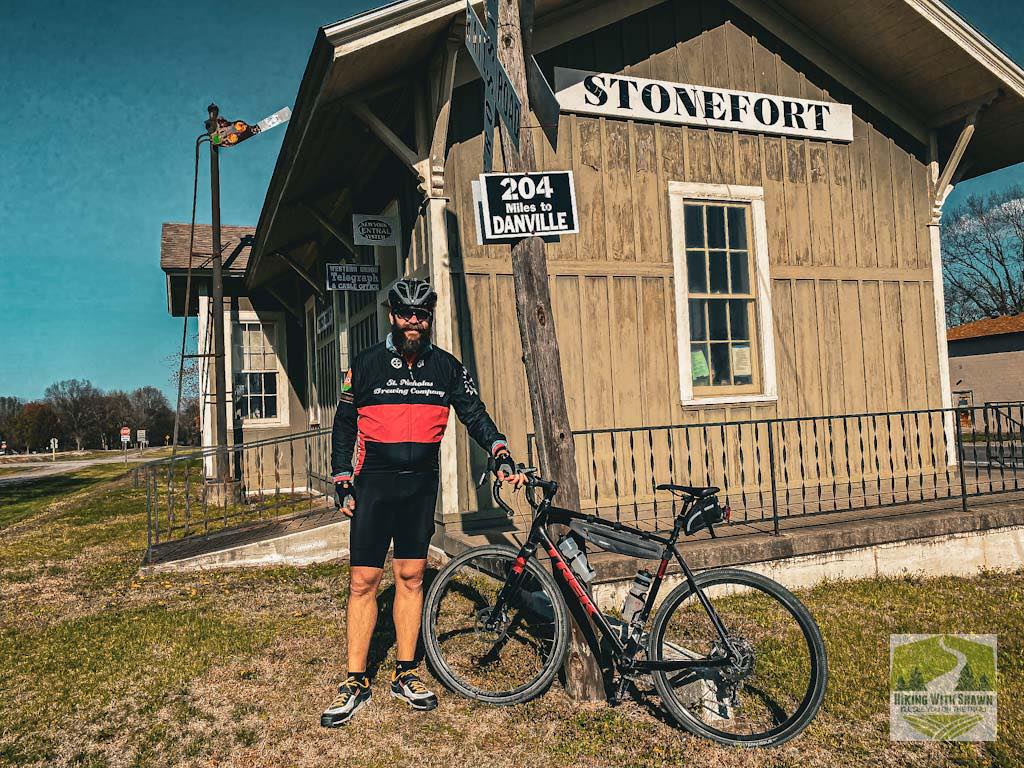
[691,350,710,379]
[732,344,752,377]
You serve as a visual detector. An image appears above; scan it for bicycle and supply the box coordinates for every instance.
[422,466,827,747]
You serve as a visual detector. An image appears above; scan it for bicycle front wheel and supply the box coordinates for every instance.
[648,568,827,747]
[423,544,570,705]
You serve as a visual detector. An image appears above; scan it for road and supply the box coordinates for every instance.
[0,451,166,487]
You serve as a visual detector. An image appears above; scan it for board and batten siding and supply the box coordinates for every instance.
[442,0,942,515]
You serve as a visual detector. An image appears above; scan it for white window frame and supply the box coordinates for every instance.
[669,182,777,407]
[225,310,289,428]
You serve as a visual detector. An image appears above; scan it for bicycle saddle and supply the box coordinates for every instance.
[655,483,720,498]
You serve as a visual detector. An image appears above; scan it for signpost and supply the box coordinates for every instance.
[137,429,147,454]
[476,171,579,241]
[120,426,131,465]
[49,437,57,461]
[464,0,522,171]
[326,263,381,292]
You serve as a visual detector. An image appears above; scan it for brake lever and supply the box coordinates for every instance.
[493,478,515,519]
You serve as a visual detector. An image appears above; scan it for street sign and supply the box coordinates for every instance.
[477,171,579,241]
[49,438,57,449]
[326,263,381,292]
[137,429,146,443]
[465,0,522,171]
[352,214,400,247]
[120,427,131,444]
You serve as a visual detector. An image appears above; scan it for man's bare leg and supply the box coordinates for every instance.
[392,558,427,662]
[347,565,384,673]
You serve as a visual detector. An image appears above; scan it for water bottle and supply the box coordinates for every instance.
[621,570,654,626]
[556,534,596,584]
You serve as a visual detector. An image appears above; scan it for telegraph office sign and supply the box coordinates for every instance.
[326,263,380,291]
[554,67,853,142]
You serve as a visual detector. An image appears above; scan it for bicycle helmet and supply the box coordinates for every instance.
[388,278,437,309]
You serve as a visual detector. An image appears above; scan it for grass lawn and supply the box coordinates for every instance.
[1,471,1022,767]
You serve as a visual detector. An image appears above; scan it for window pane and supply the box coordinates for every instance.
[730,252,750,294]
[684,205,704,247]
[732,343,754,385]
[264,395,278,419]
[729,300,750,340]
[706,206,726,249]
[262,323,276,353]
[690,344,710,386]
[727,207,747,249]
[236,396,250,419]
[710,343,731,385]
[688,299,707,341]
[708,299,728,339]
[687,251,707,292]
[264,372,277,395]
[709,251,728,293]
[246,372,260,395]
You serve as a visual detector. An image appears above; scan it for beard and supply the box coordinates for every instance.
[391,320,432,356]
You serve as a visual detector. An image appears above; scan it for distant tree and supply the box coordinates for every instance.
[178,395,201,446]
[14,402,60,453]
[978,673,992,691]
[0,396,23,449]
[129,386,174,440]
[44,379,103,450]
[942,186,1024,327]
[98,391,133,450]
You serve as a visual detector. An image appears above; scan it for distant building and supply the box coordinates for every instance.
[948,312,1024,408]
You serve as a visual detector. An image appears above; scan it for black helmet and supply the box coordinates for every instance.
[388,278,437,309]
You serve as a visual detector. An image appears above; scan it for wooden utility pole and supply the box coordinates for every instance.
[493,0,605,701]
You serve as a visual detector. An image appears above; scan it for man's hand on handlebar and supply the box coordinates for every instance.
[493,449,528,489]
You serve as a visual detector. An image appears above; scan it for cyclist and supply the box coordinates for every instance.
[320,278,526,727]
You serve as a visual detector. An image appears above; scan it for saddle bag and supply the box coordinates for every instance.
[568,519,664,560]
[683,495,726,536]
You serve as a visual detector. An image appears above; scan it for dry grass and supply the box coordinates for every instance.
[1,470,1021,767]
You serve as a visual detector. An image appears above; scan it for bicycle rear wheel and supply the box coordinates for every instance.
[648,568,827,747]
[423,544,570,705]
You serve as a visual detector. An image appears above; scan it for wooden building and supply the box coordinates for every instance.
[163,0,1024,536]
[948,312,1024,409]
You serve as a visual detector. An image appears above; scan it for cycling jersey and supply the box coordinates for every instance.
[331,334,508,480]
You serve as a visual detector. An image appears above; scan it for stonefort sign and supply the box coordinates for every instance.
[554,67,854,142]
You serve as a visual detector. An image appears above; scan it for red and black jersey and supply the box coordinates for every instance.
[331,335,507,479]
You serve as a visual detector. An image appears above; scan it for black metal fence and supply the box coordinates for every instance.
[138,428,333,561]
[527,403,1024,534]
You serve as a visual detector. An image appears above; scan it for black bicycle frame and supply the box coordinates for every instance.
[490,483,737,674]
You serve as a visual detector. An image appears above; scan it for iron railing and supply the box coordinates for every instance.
[138,428,333,562]
[527,403,1024,534]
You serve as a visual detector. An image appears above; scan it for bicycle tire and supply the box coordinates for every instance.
[423,544,570,705]
[648,568,827,747]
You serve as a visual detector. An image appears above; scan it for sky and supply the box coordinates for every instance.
[0,0,1022,402]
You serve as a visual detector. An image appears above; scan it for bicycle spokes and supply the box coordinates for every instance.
[431,550,561,697]
[656,582,816,739]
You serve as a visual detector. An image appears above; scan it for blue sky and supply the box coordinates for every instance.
[0,0,1021,402]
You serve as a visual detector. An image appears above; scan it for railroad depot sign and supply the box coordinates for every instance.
[352,213,400,247]
[473,171,579,242]
[553,67,854,142]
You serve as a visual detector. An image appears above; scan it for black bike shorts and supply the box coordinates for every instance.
[348,471,439,568]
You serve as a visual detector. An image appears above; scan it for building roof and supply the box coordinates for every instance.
[948,312,1024,341]
[247,0,1024,288]
[160,223,255,274]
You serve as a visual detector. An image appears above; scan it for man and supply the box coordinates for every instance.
[321,278,525,727]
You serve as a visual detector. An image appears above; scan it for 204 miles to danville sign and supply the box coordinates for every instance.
[475,171,579,242]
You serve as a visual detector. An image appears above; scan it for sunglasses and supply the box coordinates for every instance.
[393,305,433,321]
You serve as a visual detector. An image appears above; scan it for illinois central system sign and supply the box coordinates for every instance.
[554,67,853,142]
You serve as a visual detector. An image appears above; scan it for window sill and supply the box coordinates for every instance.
[681,393,778,407]
[240,420,287,429]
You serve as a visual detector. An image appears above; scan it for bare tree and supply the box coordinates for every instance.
[0,396,23,448]
[44,379,103,451]
[942,185,1024,327]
